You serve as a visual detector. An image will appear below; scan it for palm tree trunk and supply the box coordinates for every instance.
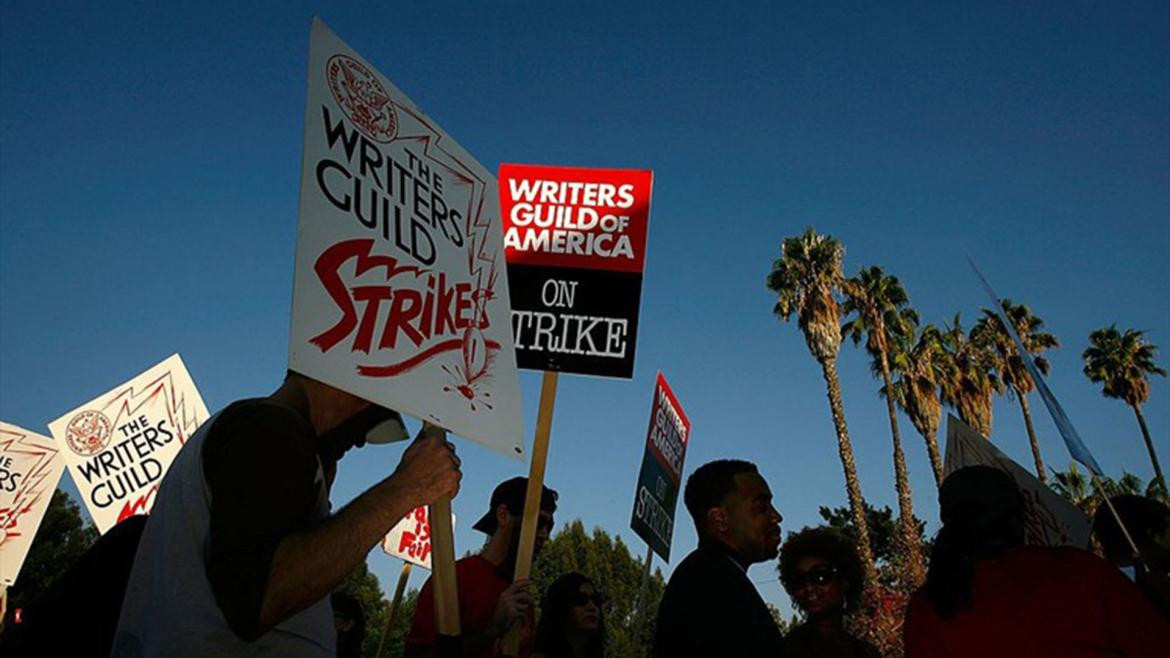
[879,350,925,585]
[1019,394,1046,483]
[923,426,944,487]
[819,356,879,587]
[1132,403,1166,490]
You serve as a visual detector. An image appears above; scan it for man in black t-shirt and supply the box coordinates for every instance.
[653,459,785,658]
[113,371,462,657]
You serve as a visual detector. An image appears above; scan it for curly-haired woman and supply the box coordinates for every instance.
[778,526,880,658]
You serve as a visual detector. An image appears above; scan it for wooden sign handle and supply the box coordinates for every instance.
[502,371,559,654]
[423,422,461,652]
[375,561,413,658]
[1091,473,1146,568]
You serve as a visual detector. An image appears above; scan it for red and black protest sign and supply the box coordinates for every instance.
[499,164,652,378]
[630,372,690,561]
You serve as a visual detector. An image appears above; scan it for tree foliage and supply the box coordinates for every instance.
[817,502,928,591]
[4,489,98,624]
[1082,325,1166,407]
[335,558,395,658]
[937,314,1002,438]
[531,519,666,657]
[1049,463,1164,515]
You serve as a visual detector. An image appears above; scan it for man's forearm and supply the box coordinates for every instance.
[256,473,419,633]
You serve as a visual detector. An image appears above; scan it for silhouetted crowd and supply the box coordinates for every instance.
[3,373,1169,657]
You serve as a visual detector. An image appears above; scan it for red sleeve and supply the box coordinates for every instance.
[405,560,503,652]
[1096,559,1170,657]
[903,590,947,658]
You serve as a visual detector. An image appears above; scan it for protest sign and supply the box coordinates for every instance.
[289,18,523,459]
[47,354,208,534]
[381,505,457,570]
[499,164,653,379]
[943,414,1090,548]
[631,373,691,561]
[1,422,67,586]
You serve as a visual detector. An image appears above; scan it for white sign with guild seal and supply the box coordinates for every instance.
[289,18,523,459]
[47,354,209,534]
[1,422,68,585]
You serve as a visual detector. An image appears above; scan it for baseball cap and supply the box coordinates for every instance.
[471,477,559,535]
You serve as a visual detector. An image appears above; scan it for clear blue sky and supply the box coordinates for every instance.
[2,1,1167,615]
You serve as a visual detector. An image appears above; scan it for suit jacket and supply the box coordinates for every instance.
[653,544,785,657]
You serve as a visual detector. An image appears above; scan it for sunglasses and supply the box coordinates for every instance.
[571,592,608,607]
[789,565,839,590]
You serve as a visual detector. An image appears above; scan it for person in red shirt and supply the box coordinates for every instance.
[904,466,1170,658]
[406,477,558,658]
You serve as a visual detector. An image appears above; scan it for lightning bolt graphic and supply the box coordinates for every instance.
[97,368,205,445]
[0,427,61,547]
[116,484,158,524]
[389,104,499,304]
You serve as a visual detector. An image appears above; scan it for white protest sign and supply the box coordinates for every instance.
[943,414,1090,548]
[1,422,67,586]
[289,18,523,459]
[381,505,455,570]
[47,354,209,534]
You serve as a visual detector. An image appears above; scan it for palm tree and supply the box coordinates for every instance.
[842,266,925,584]
[937,315,1002,438]
[1050,462,1093,509]
[888,323,947,486]
[1083,326,1167,489]
[1051,462,1145,515]
[974,300,1060,482]
[766,228,878,585]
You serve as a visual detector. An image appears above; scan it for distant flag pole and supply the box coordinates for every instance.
[967,258,1144,564]
[968,258,1103,474]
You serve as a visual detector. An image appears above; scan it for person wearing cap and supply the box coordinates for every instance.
[112,371,462,658]
[904,466,1170,657]
[405,476,559,658]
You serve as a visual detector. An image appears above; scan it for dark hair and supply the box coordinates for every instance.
[330,591,366,658]
[1093,494,1170,563]
[684,460,758,533]
[473,477,560,535]
[777,526,865,612]
[533,573,605,658]
[926,466,1025,619]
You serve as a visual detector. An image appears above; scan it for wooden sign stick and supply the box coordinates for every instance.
[631,543,654,656]
[501,370,560,654]
[423,422,461,656]
[375,561,413,658]
[1090,473,1146,569]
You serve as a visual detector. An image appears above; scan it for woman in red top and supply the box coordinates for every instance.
[904,466,1170,658]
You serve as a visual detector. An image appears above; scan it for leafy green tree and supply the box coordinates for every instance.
[531,519,666,657]
[4,489,97,626]
[974,299,1060,482]
[335,558,395,657]
[842,265,925,584]
[766,603,794,636]
[371,586,418,658]
[817,502,928,593]
[767,228,878,586]
[1082,325,1167,490]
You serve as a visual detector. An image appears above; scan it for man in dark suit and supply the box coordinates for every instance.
[654,459,785,657]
